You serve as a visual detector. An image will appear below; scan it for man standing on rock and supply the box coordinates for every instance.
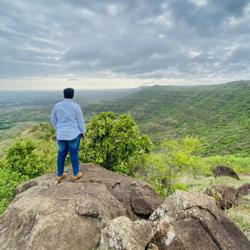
[51,87,86,182]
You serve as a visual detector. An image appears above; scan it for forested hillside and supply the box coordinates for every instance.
[0,81,249,156]
[87,81,250,156]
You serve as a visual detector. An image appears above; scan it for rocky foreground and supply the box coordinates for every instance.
[0,164,249,250]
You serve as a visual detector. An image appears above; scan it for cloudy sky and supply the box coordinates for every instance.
[1,0,250,89]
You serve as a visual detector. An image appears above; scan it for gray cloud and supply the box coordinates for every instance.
[1,0,250,86]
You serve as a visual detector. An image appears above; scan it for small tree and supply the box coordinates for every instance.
[0,168,26,214]
[80,112,153,173]
[144,137,203,196]
[6,139,47,178]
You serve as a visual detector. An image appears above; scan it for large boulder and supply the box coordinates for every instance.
[237,183,250,196]
[96,191,250,250]
[98,216,154,250]
[213,165,240,180]
[1,165,249,250]
[204,185,243,210]
[148,190,250,250]
[205,184,250,210]
[0,164,161,250]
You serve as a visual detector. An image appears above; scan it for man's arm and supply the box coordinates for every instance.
[76,104,86,136]
[50,105,57,129]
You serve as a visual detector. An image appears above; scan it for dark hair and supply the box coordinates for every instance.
[63,88,74,99]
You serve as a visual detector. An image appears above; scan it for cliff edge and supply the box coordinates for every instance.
[0,164,249,250]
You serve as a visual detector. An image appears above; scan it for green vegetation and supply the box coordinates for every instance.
[0,90,130,134]
[88,81,250,156]
[138,137,206,196]
[0,82,249,237]
[204,155,250,174]
[80,112,153,173]
[178,175,250,193]
[1,82,249,157]
[6,140,47,178]
[0,123,57,213]
[226,201,250,240]
[0,167,27,214]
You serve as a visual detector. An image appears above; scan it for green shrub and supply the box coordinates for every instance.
[0,168,27,214]
[173,182,190,191]
[0,127,56,214]
[27,122,55,141]
[80,112,153,173]
[36,140,57,173]
[6,139,47,178]
[142,137,205,197]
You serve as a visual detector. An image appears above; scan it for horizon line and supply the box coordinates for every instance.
[1,80,248,91]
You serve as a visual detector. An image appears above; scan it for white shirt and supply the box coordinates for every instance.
[50,99,86,140]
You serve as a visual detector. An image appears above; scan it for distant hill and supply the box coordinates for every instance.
[0,81,249,156]
[87,81,250,156]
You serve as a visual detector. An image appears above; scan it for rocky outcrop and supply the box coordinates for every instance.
[98,216,154,250]
[205,184,250,210]
[204,185,241,210]
[213,165,240,180]
[96,190,250,250]
[237,183,250,196]
[0,164,249,250]
[148,190,250,250]
[0,164,161,250]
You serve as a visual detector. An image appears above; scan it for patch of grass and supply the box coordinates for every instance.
[178,174,250,192]
[205,155,250,174]
[226,197,250,240]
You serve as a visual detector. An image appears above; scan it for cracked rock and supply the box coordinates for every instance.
[0,164,161,250]
[149,190,250,250]
[98,216,154,250]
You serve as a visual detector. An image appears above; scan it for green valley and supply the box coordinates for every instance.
[87,81,250,156]
[0,81,249,156]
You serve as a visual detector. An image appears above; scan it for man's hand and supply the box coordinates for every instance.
[82,133,86,140]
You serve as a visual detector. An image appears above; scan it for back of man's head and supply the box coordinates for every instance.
[64,88,74,99]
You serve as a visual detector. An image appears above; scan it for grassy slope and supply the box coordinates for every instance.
[88,81,250,156]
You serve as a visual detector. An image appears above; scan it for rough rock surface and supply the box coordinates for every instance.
[213,165,240,180]
[0,164,161,250]
[237,183,250,196]
[148,190,250,250]
[205,184,250,210]
[98,216,154,250]
[1,164,249,250]
[204,185,242,210]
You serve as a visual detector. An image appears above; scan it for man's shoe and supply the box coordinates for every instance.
[56,172,67,182]
[71,172,83,182]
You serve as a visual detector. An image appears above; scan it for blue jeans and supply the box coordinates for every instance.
[57,134,81,176]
